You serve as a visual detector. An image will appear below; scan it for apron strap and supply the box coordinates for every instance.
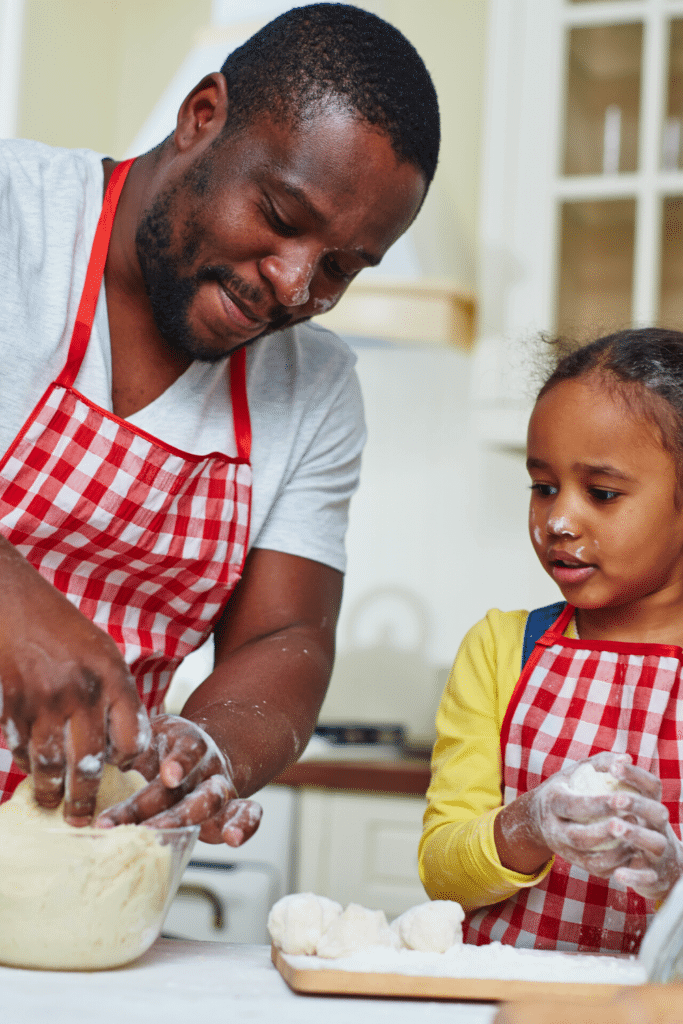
[521,601,567,670]
[58,155,253,463]
[229,347,251,461]
[57,158,135,389]
[500,601,575,759]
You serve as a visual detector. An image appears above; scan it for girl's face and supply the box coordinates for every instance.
[527,374,683,612]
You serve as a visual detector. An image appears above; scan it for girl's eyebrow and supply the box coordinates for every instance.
[575,462,634,481]
[526,456,634,481]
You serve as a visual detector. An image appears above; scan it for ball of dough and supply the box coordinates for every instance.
[391,900,465,953]
[567,762,638,797]
[315,903,400,958]
[566,762,639,851]
[267,893,343,954]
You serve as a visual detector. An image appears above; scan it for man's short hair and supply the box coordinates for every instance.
[220,3,440,186]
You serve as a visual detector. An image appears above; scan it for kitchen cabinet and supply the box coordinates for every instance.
[313,278,476,349]
[475,0,683,446]
[295,789,428,919]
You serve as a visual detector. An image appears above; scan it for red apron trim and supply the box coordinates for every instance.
[58,159,135,390]
[500,603,574,757]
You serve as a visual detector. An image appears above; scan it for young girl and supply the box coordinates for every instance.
[419,327,683,954]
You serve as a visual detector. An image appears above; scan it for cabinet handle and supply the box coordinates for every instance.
[176,883,225,931]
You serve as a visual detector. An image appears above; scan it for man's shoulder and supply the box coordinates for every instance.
[0,139,104,204]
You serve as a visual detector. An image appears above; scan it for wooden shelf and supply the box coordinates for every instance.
[313,278,476,349]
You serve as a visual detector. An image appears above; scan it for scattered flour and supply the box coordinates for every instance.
[270,892,646,986]
[283,942,646,986]
[0,765,174,970]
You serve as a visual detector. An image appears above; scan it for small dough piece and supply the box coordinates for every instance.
[315,903,400,958]
[267,892,343,954]
[567,763,638,797]
[391,900,465,953]
[567,762,639,851]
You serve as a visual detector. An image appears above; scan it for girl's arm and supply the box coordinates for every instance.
[419,609,554,912]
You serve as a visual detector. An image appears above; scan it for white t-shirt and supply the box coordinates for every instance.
[0,139,366,573]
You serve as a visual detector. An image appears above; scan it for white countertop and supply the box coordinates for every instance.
[2,939,499,1024]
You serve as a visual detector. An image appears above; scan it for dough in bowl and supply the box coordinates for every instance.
[0,765,174,970]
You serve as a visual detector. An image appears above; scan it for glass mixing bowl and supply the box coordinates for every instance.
[0,823,199,971]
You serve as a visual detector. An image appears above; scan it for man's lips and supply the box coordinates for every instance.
[218,284,268,332]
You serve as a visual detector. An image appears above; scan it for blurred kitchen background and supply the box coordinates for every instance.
[3,0,682,940]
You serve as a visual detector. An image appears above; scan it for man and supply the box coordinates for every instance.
[0,3,439,845]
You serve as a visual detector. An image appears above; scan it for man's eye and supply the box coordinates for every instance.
[323,255,353,282]
[264,201,297,237]
[530,483,557,497]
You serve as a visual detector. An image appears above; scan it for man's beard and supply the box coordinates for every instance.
[134,184,293,363]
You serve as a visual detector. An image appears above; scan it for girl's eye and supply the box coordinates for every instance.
[530,483,557,497]
[590,487,619,502]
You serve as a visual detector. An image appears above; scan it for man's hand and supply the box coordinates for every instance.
[0,538,149,824]
[94,714,263,846]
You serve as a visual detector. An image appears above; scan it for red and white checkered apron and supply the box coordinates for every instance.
[0,159,252,802]
[463,603,683,953]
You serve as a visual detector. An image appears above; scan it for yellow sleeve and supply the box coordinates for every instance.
[418,608,553,912]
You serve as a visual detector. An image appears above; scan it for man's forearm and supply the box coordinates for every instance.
[180,623,333,797]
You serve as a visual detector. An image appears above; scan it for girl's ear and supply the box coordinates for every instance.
[174,72,229,153]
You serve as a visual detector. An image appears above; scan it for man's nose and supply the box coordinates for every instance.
[259,252,315,308]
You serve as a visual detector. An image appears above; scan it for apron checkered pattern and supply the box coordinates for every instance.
[463,603,683,953]
[0,159,252,802]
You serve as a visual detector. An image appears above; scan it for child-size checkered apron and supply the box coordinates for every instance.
[463,602,683,953]
[0,159,252,802]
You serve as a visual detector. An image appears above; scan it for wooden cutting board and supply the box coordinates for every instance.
[271,946,641,1002]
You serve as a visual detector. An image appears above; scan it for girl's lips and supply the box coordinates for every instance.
[550,561,596,585]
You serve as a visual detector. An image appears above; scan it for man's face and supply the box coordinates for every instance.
[135,107,426,361]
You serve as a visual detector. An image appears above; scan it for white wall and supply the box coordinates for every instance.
[318,345,560,745]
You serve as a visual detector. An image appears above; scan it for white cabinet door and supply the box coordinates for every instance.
[295,790,428,919]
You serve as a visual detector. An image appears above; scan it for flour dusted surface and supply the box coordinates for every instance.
[283,942,646,986]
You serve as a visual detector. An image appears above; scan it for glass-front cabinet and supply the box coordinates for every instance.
[557,0,683,338]
[474,0,683,443]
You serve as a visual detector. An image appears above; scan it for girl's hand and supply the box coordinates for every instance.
[526,752,639,877]
[607,760,683,901]
[95,714,263,846]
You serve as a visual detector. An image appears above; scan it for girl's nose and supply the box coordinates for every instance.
[547,513,578,539]
[259,254,314,308]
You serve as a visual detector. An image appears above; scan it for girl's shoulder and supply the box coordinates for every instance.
[460,604,567,679]
[456,609,530,684]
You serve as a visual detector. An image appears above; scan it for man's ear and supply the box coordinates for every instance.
[174,72,229,152]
